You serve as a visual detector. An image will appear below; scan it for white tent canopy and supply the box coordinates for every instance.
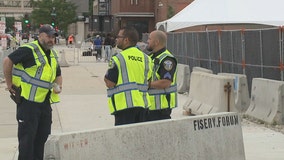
[156,0,284,32]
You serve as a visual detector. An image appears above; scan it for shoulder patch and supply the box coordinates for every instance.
[108,59,115,69]
[163,60,173,71]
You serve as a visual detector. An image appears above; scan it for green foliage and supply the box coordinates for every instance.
[167,5,175,19]
[31,0,77,34]
[5,17,15,33]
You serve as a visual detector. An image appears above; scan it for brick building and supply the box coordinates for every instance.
[91,0,192,38]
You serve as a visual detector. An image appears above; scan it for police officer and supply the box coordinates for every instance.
[3,24,62,160]
[146,30,177,121]
[104,26,152,125]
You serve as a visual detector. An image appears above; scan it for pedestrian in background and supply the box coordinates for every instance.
[67,34,74,47]
[3,24,62,160]
[103,33,112,62]
[10,35,18,51]
[93,35,103,61]
[104,26,152,125]
[146,30,178,121]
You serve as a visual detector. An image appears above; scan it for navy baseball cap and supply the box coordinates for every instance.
[39,24,58,36]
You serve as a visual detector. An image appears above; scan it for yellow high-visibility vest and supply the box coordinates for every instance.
[107,47,152,114]
[12,41,60,103]
[148,50,177,110]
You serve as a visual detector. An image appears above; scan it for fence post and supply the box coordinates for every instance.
[75,48,79,65]
[259,30,264,78]
[241,29,246,75]
[279,26,284,81]
[218,29,222,73]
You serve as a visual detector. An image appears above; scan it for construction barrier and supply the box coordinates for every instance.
[61,46,120,65]
[245,78,284,125]
[59,50,70,67]
[183,72,236,115]
[177,64,190,93]
[218,73,250,113]
[192,66,213,74]
[44,112,245,160]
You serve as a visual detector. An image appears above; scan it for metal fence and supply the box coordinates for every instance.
[143,27,284,92]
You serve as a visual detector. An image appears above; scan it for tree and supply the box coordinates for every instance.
[31,0,77,35]
[5,17,15,34]
[167,6,175,19]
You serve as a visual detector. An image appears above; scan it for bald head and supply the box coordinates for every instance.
[152,30,167,46]
[147,30,167,52]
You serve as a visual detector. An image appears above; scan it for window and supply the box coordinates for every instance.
[130,0,138,5]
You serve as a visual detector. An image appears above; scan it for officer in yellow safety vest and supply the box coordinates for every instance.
[104,26,152,126]
[146,30,178,121]
[3,24,62,160]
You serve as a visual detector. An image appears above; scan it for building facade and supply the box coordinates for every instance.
[0,0,193,38]
[0,0,33,18]
[91,0,192,38]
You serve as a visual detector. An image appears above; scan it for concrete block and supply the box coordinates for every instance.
[218,73,250,113]
[44,112,245,160]
[184,72,236,115]
[59,50,70,67]
[192,67,213,74]
[177,64,190,93]
[245,78,284,125]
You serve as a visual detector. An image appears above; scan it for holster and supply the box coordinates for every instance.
[9,85,22,104]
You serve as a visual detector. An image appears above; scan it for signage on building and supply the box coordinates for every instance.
[14,21,22,31]
[0,21,6,34]
[98,0,109,15]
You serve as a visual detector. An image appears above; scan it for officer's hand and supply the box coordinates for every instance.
[53,83,62,94]
[5,85,15,94]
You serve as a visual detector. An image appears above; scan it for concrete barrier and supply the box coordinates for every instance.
[59,50,70,67]
[183,72,236,115]
[44,112,245,160]
[245,78,284,125]
[177,64,190,93]
[61,48,77,64]
[218,73,250,113]
[192,66,213,74]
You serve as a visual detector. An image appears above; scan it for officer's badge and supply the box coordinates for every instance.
[163,60,173,71]
[108,59,115,69]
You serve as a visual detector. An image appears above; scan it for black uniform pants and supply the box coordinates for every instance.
[147,108,172,121]
[114,107,147,126]
[17,99,52,160]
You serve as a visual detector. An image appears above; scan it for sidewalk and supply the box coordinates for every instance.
[1,47,284,159]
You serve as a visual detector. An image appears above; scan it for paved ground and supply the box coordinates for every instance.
[0,45,284,159]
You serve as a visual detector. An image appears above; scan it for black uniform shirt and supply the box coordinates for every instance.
[151,48,177,82]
